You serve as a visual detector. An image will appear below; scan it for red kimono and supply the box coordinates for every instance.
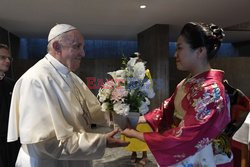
[144,69,232,166]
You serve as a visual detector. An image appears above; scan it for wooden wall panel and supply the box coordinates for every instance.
[211,57,250,96]
[138,24,170,108]
[0,27,8,45]
[168,57,250,97]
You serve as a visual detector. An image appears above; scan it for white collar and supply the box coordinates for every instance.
[0,73,5,80]
[45,54,70,76]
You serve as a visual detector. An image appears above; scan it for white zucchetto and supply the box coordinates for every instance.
[48,24,77,42]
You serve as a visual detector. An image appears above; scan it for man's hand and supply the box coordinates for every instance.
[138,116,146,124]
[106,129,130,148]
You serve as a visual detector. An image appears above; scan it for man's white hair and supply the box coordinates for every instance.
[47,32,71,53]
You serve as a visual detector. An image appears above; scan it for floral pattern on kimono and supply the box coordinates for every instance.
[144,70,231,167]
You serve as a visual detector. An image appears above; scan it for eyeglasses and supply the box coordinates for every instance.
[0,55,13,62]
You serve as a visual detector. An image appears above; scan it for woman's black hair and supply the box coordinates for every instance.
[180,22,225,60]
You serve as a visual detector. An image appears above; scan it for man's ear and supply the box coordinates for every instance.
[52,41,61,53]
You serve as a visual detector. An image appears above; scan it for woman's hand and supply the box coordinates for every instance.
[121,128,145,142]
[138,116,146,124]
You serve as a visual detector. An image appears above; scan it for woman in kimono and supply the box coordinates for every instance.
[122,22,233,167]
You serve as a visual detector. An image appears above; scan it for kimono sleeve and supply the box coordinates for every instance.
[144,92,176,132]
[143,82,231,166]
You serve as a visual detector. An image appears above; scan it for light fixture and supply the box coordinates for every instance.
[140,5,146,9]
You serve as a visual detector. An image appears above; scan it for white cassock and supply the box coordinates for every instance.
[7,54,110,167]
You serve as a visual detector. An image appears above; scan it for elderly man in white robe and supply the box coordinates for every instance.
[7,24,129,167]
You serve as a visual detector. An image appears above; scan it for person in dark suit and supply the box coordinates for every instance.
[0,43,20,167]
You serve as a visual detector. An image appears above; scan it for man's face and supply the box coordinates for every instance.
[0,48,11,73]
[59,30,85,72]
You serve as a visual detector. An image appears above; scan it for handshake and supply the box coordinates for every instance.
[105,113,146,148]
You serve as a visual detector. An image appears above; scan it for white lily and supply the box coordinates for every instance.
[108,71,116,80]
[127,57,138,68]
[116,70,126,78]
[133,62,145,81]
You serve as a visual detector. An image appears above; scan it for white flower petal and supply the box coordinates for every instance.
[133,62,145,80]
[113,102,130,116]
[115,70,126,78]
[108,71,117,80]
[101,102,109,112]
[127,57,138,67]
[145,97,150,105]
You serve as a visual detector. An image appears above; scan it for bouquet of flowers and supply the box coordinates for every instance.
[97,54,155,129]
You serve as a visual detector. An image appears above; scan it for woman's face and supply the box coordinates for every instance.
[175,35,197,72]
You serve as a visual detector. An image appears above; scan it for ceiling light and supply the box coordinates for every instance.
[140,5,146,9]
